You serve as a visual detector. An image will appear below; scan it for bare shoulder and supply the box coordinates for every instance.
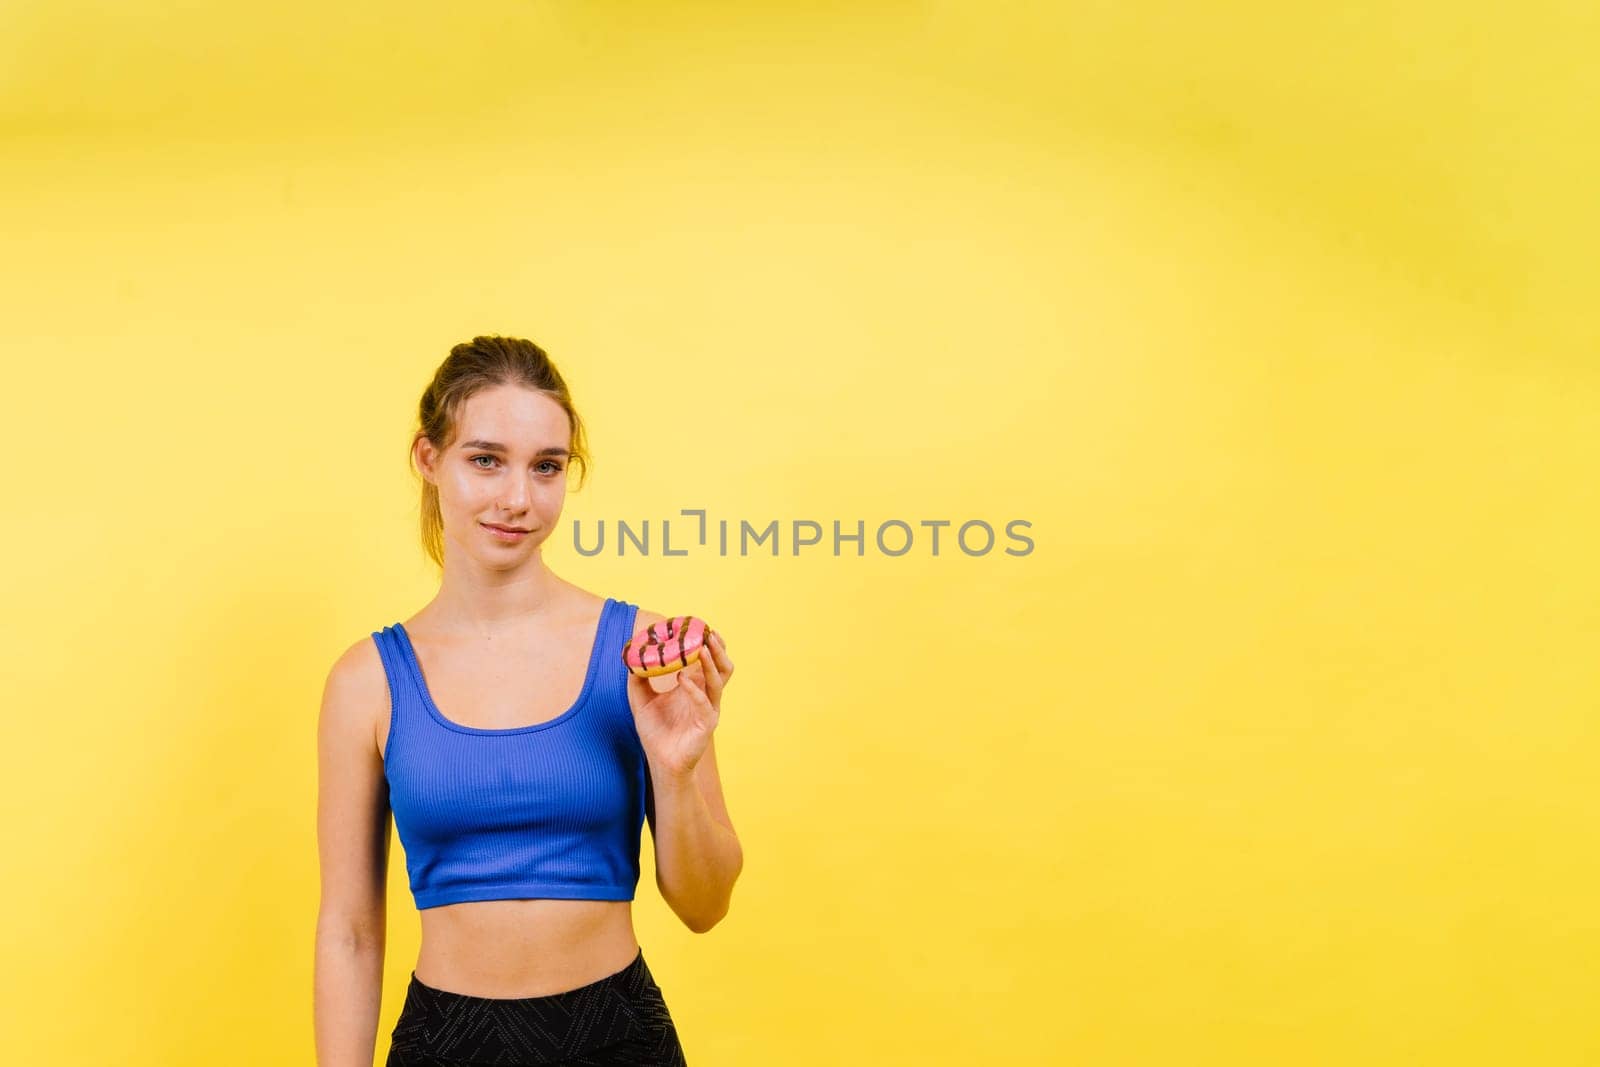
[550,580,610,625]
[633,606,668,633]
[322,632,391,758]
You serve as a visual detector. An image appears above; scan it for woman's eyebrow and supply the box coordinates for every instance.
[459,439,570,457]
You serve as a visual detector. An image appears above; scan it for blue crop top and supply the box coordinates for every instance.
[370,597,649,909]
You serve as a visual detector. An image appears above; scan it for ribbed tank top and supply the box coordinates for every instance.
[369,597,647,909]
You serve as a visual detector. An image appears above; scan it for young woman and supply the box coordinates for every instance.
[314,335,742,1066]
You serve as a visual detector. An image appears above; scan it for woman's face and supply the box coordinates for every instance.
[417,383,573,566]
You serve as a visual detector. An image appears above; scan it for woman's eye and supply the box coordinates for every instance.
[470,455,561,474]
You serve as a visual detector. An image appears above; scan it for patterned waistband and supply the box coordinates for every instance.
[389,949,669,1064]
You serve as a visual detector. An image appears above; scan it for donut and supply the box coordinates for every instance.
[623,615,712,693]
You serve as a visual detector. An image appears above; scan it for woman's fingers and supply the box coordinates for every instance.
[700,647,722,692]
[708,630,734,679]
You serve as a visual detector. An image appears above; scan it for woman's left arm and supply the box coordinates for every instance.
[628,616,744,933]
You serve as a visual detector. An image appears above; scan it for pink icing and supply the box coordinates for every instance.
[622,615,710,674]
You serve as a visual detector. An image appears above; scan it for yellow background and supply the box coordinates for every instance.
[2,2,1596,1064]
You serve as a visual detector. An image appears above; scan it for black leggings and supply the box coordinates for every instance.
[385,948,688,1066]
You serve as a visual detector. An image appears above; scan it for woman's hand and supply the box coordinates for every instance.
[626,629,734,780]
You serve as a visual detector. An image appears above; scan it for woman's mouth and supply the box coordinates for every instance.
[482,523,530,542]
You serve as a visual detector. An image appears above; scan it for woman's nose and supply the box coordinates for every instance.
[499,475,533,509]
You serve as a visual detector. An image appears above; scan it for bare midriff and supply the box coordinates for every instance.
[414,898,641,998]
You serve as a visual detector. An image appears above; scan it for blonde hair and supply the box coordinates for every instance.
[411,335,591,570]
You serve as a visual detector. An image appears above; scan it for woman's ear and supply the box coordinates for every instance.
[413,437,437,483]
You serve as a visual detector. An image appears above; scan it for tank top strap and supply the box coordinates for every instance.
[598,598,642,706]
[370,625,425,747]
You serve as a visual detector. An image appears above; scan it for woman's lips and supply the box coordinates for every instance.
[482,523,530,541]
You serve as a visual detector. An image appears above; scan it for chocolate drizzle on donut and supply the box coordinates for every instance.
[622,614,704,674]
[646,618,664,666]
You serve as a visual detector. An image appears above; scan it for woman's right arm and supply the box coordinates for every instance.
[314,639,392,1067]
